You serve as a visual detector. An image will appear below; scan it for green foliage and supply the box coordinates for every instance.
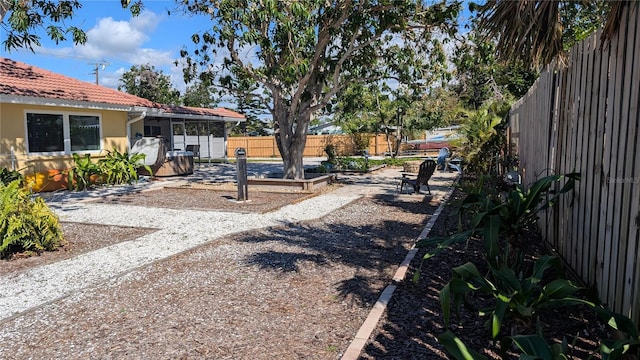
[319,156,370,172]
[472,0,620,69]
[324,144,337,163]
[118,64,181,105]
[501,334,574,360]
[66,149,151,191]
[67,153,100,191]
[179,0,461,178]
[560,1,611,50]
[498,306,640,360]
[0,180,65,258]
[438,331,488,360]
[418,173,579,268]
[440,257,587,339]
[416,172,587,358]
[593,306,640,360]
[452,31,537,107]
[453,104,511,176]
[98,147,151,185]
[181,80,216,108]
[2,0,141,51]
[0,167,24,186]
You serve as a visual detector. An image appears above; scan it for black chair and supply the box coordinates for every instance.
[185,145,200,167]
[399,159,437,194]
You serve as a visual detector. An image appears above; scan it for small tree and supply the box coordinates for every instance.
[118,64,181,105]
[182,80,217,108]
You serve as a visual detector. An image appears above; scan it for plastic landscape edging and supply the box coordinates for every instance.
[340,184,457,360]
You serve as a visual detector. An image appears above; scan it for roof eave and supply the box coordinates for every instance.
[1,94,246,122]
[1,94,134,112]
[152,112,246,122]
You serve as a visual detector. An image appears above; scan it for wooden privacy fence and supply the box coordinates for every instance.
[226,134,388,158]
[509,4,640,323]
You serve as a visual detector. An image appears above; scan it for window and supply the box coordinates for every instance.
[144,125,162,137]
[26,111,102,154]
[70,115,100,151]
[26,113,64,153]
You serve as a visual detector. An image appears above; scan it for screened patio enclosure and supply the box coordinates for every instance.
[142,118,228,161]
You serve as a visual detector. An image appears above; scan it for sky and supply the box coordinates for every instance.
[1,1,474,98]
[1,0,213,93]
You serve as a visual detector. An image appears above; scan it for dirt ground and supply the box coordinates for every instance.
[0,185,608,359]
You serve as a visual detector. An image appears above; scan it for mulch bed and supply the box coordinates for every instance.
[360,189,609,359]
[0,189,439,359]
[0,185,613,359]
[91,186,320,213]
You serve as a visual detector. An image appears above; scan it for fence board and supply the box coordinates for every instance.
[619,5,639,316]
[227,134,390,158]
[549,67,563,248]
[570,39,586,273]
[560,45,579,264]
[594,29,611,299]
[583,32,601,287]
[626,3,640,319]
[606,5,630,311]
[577,34,596,282]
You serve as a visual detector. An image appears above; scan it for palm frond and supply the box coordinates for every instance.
[601,1,631,43]
[476,0,564,70]
[475,0,632,70]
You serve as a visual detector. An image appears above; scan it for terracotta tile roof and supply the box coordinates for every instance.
[0,57,245,119]
[161,105,246,119]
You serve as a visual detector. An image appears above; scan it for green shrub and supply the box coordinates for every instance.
[417,172,580,270]
[416,173,587,358]
[0,180,65,258]
[0,167,24,186]
[67,153,100,191]
[66,149,152,191]
[439,256,587,339]
[98,147,151,185]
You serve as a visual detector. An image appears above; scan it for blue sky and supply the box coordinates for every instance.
[1,1,212,93]
[1,1,473,97]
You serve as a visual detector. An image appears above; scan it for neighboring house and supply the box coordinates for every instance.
[308,122,344,135]
[0,57,245,173]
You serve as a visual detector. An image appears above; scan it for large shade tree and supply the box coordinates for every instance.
[178,0,461,179]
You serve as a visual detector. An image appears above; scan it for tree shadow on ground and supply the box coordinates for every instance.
[241,195,438,308]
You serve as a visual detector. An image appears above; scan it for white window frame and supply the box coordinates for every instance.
[25,109,103,155]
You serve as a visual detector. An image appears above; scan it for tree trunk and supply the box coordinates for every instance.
[273,96,309,179]
[281,140,305,179]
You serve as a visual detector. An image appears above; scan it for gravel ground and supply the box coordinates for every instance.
[0,166,458,359]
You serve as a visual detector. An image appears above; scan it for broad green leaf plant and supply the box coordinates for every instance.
[98,147,151,185]
[0,180,65,258]
[66,149,151,191]
[417,172,580,270]
[414,172,591,357]
[67,153,100,191]
[439,256,587,339]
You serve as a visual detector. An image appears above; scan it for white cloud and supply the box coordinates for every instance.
[100,67,127,89]
[128,48,174,67]
[65,10,183,89]
[76,11,161,59]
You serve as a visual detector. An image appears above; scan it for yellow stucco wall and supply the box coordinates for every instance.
[0,102,129,174]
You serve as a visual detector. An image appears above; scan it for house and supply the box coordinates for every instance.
[0,57,245,174]
[308,122,344,135]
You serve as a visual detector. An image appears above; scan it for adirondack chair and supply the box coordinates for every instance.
[399,159,437,194]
